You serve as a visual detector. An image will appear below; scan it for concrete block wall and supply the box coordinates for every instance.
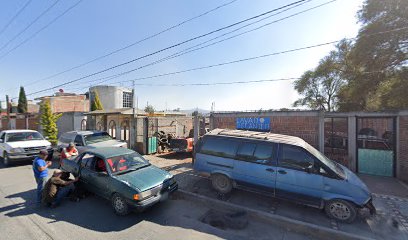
[398,116,408,182]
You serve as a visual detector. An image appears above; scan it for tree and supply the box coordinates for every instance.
[293,41,350,111]
[144,104,155,114]
[17,86,27,113]
[338,0,408,111]
[39,100,62,145]
[91,90,104,111]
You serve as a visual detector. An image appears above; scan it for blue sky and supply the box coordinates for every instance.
[0,0,363,111]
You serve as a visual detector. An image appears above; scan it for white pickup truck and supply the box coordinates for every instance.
[0,130,53,166]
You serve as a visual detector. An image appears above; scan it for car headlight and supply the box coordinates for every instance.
[10,148,24,153]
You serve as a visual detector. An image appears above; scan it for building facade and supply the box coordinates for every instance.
[36,93,89,113]
[89,85,133,110]
[209,110,408,182]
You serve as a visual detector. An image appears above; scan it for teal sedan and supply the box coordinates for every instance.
[60,147,178,215]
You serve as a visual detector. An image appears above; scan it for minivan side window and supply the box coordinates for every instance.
[236,142,276,165]
[279,145,315,171]
[200,137,239,158]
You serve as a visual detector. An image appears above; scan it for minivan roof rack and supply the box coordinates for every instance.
[207,128,307,148]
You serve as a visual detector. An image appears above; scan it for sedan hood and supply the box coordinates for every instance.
[7,140,51,148]
[87,140,127,148]
[114,165,171,192]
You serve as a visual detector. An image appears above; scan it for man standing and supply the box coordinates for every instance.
[32,150,52,205]
[42,169,79,208]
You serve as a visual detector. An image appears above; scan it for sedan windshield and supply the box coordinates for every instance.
[6,132,44,142]
[84,132,113,144]
[304,143,346,179]
[107,152,149,174]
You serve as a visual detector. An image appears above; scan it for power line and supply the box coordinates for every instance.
[21,0,309,98]
[64,26,408,92]
[71,0,326,89]
[0,0,33,38]
[0,0,83,61]
[129,78,299,87]
[14,0,240,89]
[0,0,61,53]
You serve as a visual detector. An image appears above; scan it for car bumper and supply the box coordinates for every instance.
[129,182,178,211]
[8,149,54,161]
[364,198,376,215]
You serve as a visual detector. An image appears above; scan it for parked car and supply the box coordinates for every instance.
[193,129,375,223]
[169,137,194,153]
[57,131,127,154]
[0,130,53,166]
[60,147,178,215]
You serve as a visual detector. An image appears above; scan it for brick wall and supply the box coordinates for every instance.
[212,114,320,148]
[398,116,408,182]
[42,95,89,113]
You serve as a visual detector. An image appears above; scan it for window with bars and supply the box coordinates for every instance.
[122,92,133,108]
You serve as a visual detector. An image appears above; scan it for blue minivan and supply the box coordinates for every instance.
[194,129,376,223]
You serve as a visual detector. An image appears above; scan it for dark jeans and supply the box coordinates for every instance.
[35,177,47,204]
[53,184,75,205]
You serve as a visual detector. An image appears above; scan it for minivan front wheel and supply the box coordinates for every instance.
[325,199,357,223]
[211,174,232,194]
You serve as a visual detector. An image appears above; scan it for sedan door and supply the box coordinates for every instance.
[80,155,112,198]
[232,141,277,195]
[275,144,323,207]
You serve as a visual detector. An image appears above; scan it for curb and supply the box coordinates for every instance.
[174,190,373,240]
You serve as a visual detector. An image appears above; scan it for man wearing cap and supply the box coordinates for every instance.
[32,150,52,205]
[42,169,79,208]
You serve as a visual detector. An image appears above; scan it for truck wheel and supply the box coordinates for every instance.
[325,199,357,223]
[111,193,130,216]
[3,152,9,166]
[211,174,232,194]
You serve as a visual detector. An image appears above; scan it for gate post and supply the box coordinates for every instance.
[348,116,357,171]
[193,116,199,144]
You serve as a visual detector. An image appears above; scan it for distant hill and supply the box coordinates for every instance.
[179,108,211,115]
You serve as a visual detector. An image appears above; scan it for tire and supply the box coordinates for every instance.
[111,193,130,216]
[3,152,9,167]
[325,199,357,223]
[211,174,232,194]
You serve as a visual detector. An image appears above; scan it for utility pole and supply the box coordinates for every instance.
[132,80,136,150]
[6,95,10,129]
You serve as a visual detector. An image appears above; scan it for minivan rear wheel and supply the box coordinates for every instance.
[211,174,232,194]
[325,199,357,223]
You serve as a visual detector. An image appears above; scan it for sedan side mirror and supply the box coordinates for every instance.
[45,136,49,140]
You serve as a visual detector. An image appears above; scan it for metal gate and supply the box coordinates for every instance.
[356,117,396,177]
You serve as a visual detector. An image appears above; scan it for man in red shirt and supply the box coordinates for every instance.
[61,142,78,160]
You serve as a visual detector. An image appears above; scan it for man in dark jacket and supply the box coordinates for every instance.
[42,169,79,208]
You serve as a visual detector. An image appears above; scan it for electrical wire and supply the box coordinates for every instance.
[13,0,240,89]
[20,0,309,98]
[0,0,33,38]
[0,0,61,53]
[0,0,83,61]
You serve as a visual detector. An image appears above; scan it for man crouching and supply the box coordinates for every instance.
[42,169,79,208]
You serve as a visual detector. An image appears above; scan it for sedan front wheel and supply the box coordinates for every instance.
[111,193,130,216]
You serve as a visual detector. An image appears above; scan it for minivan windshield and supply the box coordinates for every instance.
[6,132,44,142]
[304,143,346,179]
[84,132,113,144]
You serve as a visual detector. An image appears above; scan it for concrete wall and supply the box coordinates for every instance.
[90,86,132,110]
[56,112,87,137]
[211,111,321,148]
[398,115,408,182]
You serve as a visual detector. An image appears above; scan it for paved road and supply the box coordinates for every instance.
[145,153,408,240]
[0,160,314,240]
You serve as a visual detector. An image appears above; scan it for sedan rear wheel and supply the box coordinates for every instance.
[111,193,130,216]
[325,199,357,223]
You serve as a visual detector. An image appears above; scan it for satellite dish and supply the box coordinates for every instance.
[59,89,64,93]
